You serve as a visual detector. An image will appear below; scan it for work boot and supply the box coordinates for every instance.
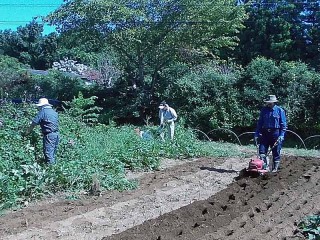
[265,156,270,171]
[259,154,269,171]
[272,162,280,172]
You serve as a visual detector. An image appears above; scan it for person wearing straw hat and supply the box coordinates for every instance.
[158,101,177,140]
[254,95,287,172]
[24,98,59,164]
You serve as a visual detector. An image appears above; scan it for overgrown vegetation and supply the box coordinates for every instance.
[0,100,243,211]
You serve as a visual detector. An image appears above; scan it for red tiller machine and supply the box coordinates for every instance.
[246,139,279,176]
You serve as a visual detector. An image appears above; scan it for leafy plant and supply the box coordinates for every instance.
[297,214,320,240]
[63,92,102,124]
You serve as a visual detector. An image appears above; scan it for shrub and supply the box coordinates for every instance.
[164,61,242,132]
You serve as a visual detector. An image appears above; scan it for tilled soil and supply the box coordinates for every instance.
[0,155,319,240]
[105,156,320,240]
[0,156,246,240]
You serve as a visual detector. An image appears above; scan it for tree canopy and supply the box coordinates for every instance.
[235,0,320,68]
[47,0,247,87]
[0,20,58,69]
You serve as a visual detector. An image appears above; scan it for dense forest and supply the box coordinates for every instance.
[1,0,320,135]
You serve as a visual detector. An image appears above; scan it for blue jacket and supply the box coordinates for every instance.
[254,105,287,137]
[32,106,59,134]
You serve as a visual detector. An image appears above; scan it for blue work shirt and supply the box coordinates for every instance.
[32,106,59,134]
[140,131,153,140]
[255,105,287,137]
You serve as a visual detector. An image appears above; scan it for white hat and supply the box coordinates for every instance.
[264,95,278,103]
[36,98,52,107]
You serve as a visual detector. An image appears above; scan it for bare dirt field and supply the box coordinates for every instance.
[0,152,319,240]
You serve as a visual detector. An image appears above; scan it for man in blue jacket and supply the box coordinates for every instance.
[24,98,59,164]
[254,95,287,172]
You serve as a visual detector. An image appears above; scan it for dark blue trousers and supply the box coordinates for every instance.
[259,129,282,164]
[43,132,59,164]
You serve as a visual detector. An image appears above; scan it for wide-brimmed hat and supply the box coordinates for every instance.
[36,98,52,107]
[264,95,278,103]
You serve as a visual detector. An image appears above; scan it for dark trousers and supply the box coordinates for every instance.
[259,129,282,164]
[43,132,59,164]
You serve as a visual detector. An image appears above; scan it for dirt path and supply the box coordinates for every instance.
[0,155,249,240]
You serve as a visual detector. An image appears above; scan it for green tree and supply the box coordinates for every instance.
[161,61,242,131]
[0,20,58,69]
[0,55,30,99]
[235,1,296,64]
[276,61,319,133]
[235,0,320,69]
[47,0,247,118]
[55,29,106,64]
[302,1,320,69]
[234,57,281,129]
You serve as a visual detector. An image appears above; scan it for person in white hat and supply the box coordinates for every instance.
[254,95,287,172]
[158,101,177,140]
[24,98,59,164]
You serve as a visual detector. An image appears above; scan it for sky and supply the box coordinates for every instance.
[0,0,64,35]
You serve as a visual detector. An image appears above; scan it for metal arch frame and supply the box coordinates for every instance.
[191,129,211,141]
[207,128,242,145]
[236,131,307,149]
[304,135,320,142]
[237,131,255,138]
[302,135,320,148]
[189,127,320,150]
[237,131,255,145]
[285,130,306,149]
[202,129,311,150]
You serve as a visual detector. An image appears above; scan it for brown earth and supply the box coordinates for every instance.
[106,156,320,240]
[0,154,319,240]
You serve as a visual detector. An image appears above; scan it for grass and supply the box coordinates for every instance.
[282,147,320,158]
[234,143,320,158]
[194,141,247,158]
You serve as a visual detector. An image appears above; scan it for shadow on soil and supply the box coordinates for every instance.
[199,166,238,174]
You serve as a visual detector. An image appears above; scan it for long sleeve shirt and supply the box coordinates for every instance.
[32,106,59,134]
[159,107,177,124]
[254,105,287,137]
